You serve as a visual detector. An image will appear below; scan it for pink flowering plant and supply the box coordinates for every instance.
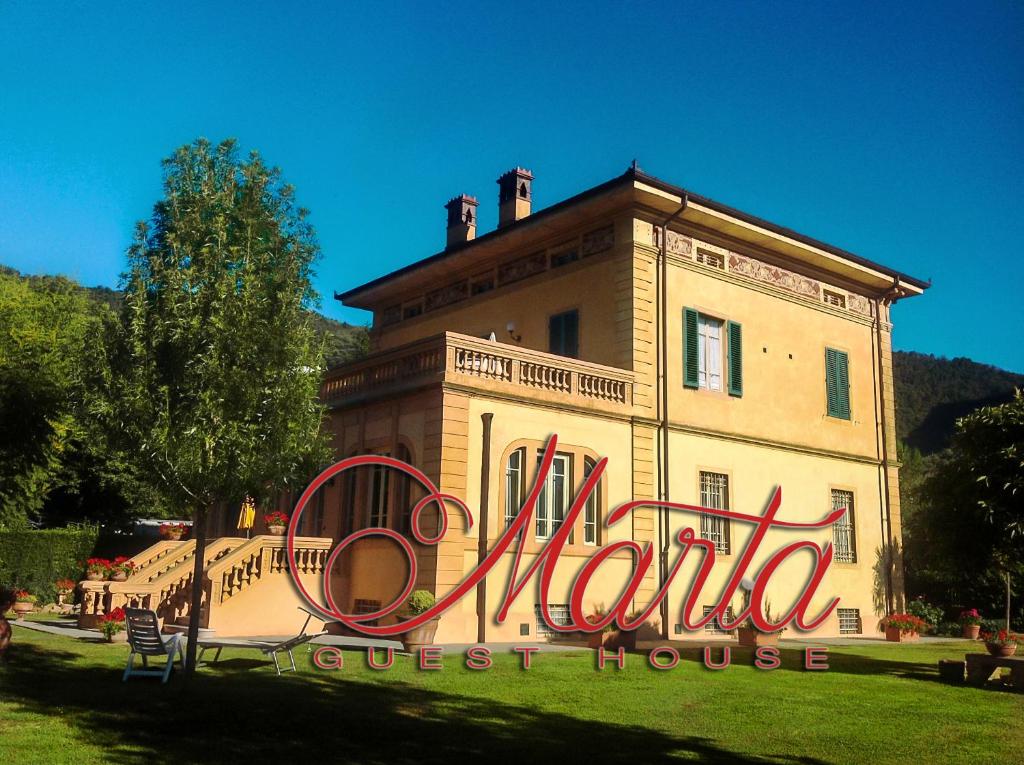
[958,609,982,626]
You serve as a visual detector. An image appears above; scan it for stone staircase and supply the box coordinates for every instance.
[78,535,333,637]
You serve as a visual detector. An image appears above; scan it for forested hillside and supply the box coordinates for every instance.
[893,351,1024,454]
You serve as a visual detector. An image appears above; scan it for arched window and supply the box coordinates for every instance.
[504,447,524,529]
[536,452,570,539]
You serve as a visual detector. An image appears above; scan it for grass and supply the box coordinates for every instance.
[1,622,1021,764]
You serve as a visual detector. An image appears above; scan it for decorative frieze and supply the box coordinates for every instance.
[425,280,468,312]
[848,293,871,316]
[498,251,547,285]
[582,225,614,257]
[665,229,692,256]
[727,252,821,300]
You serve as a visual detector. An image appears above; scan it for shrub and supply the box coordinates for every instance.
[158,522,188,538]
[0,524,98,603]
[907,597,944,633]
[406,590,436,616]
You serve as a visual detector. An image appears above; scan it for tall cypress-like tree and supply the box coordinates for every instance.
[111,138,330,672]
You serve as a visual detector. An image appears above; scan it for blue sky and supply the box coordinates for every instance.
[1,2,1021,371]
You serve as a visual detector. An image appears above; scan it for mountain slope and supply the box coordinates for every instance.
[893,351,1023,454]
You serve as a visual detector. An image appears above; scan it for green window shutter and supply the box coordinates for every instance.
[727,321,742,397]
[683,308,699,389]
[826,347,850,419]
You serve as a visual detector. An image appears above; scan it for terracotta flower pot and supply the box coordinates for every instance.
[961,624,981,640]
[885,626,919,642]
[610,629,638,651]
[400,616,440,653]
[587,631,611,649]
[737,626,781,648]
[985,642,1017,658]
[267,525,286,536]
[86,571,104,581]
[12,602,34,617]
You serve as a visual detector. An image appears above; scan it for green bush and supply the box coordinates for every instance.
[0,524,98,603]
[906,597,944,634]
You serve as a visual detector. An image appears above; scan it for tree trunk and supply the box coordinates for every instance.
[183,505,209,676]
[1007,571,1012,632]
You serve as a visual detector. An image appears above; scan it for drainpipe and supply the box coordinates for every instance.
[875,278,902,614]
[477,413,494,643]
[657,198,688,639]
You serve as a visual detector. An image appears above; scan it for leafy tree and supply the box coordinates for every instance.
[109,138,330,671]
[0,272,96,527]
[903,391,1024,627]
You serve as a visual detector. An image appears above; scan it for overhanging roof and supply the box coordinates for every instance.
[338,166,929,307]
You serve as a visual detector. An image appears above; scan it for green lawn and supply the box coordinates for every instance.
[1,623,1020,764]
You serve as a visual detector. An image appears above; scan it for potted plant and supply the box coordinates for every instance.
[584,610,616,649]
[958,609,982,640]
[84,558,111,581]
[399,590,439,652]
[12,590,37,617]
[55,578,76,606]
[264,511,289,536]
[159,522,188,541]
[611,611,649,651]
[737,603,785,648]
[882,613,928,642]
[109,557,136,582]
[980,629,1020,658]
[99,607,128,643]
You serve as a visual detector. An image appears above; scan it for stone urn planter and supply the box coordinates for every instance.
[737,627,782,648]
[110,571,128,582]
[267,525,286,536]
[610,629,638,651]
[12,601,34,617]
[165,531,183,541]
[961,624,981,640]
[985,642,1017,658]
[86,571,105,582]
[400,617,440,653]
[107,630,128,644]
[885,626,920,643]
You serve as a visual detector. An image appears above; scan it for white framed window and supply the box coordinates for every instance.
[536,453,570,539]
[831,489,857,564]
[838,607,861,634]
[699,471,731,554]
[702,605,735,634]
[535,603,572,637]
[583,457,599,545]
[368,458,389,528]
[698,315,724,391]
[504,448,524,529]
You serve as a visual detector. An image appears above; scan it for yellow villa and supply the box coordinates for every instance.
[80,164,927,643]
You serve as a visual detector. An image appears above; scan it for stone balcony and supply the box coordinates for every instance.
[321,331,634,416]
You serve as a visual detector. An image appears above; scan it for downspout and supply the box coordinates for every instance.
[875,278,902,614]
[657,197,688,639]
[476,412,494,643]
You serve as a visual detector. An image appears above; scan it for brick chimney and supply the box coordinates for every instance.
[445,194,478,248]
[497,167,533,228]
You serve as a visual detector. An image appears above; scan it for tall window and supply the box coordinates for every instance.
[831,489,857,563]
[395,444,413,534]
[697,315,724,391]
[504,448,524,529]
[699,471,731,554]
[825,347,851,419]
[548,309,579,358]
[583,457,599,545]
[683,308,742,396]
[536,453,570,539]
[339,461,358,538]
[368,456,390,528]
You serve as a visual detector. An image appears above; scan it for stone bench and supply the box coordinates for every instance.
[965,653,1024,688]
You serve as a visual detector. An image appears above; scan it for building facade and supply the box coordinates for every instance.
[305,165,927,643]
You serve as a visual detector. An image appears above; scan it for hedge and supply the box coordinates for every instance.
[0,524,99,603]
